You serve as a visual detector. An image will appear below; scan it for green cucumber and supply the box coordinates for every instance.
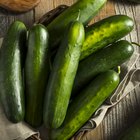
[0,21,26,123]
[43,21,85,129]
[80,15,134,60]
[25,24,50,127]
[119,118,140,140]
[72,40,134,95]
[51,70,120,140]
[47,0,107,49]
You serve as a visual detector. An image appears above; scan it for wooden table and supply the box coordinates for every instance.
[0,0,140,140]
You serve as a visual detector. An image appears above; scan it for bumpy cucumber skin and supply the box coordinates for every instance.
[119,119,140,140]
[72,40,134,95]
[51,70,120,140]
[0,21,26,123]
[47,0,107,49]
[80,15,134,60]
[25,24,50,127]
[43,21,85,129]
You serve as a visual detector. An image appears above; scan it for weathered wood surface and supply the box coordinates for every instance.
[0,0,139,140]
[0,7,34,37]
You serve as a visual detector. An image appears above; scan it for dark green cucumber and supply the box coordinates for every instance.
[25,24,49,127]
[0,21,26,123]
[80,15,134,60]
[47,0,107,49]
[119,118,140,140]
[51,70,120,140]
[72,40,134,95]
[43,21,85,129]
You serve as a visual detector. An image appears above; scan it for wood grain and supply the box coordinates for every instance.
[34,0,75,21]
[92,0,115,24]
[0,10,34,37]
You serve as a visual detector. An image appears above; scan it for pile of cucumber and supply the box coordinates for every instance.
[0,0,136,139]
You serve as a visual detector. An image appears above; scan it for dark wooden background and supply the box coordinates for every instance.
[0,0,140,140]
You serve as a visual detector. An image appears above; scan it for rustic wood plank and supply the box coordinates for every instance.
[0,9,34,37]
[34,0,75,21]
[34,0,53,21]
[92,0,115,24]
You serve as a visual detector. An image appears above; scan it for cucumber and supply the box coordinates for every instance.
[25,24,50,127]
[72,40,134,95]
[119,118,140,140]
[51,70,120,140]
[47,0,107,49]
[0,21,26,123]
[43,21,85,129]
[80,15,134,60]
